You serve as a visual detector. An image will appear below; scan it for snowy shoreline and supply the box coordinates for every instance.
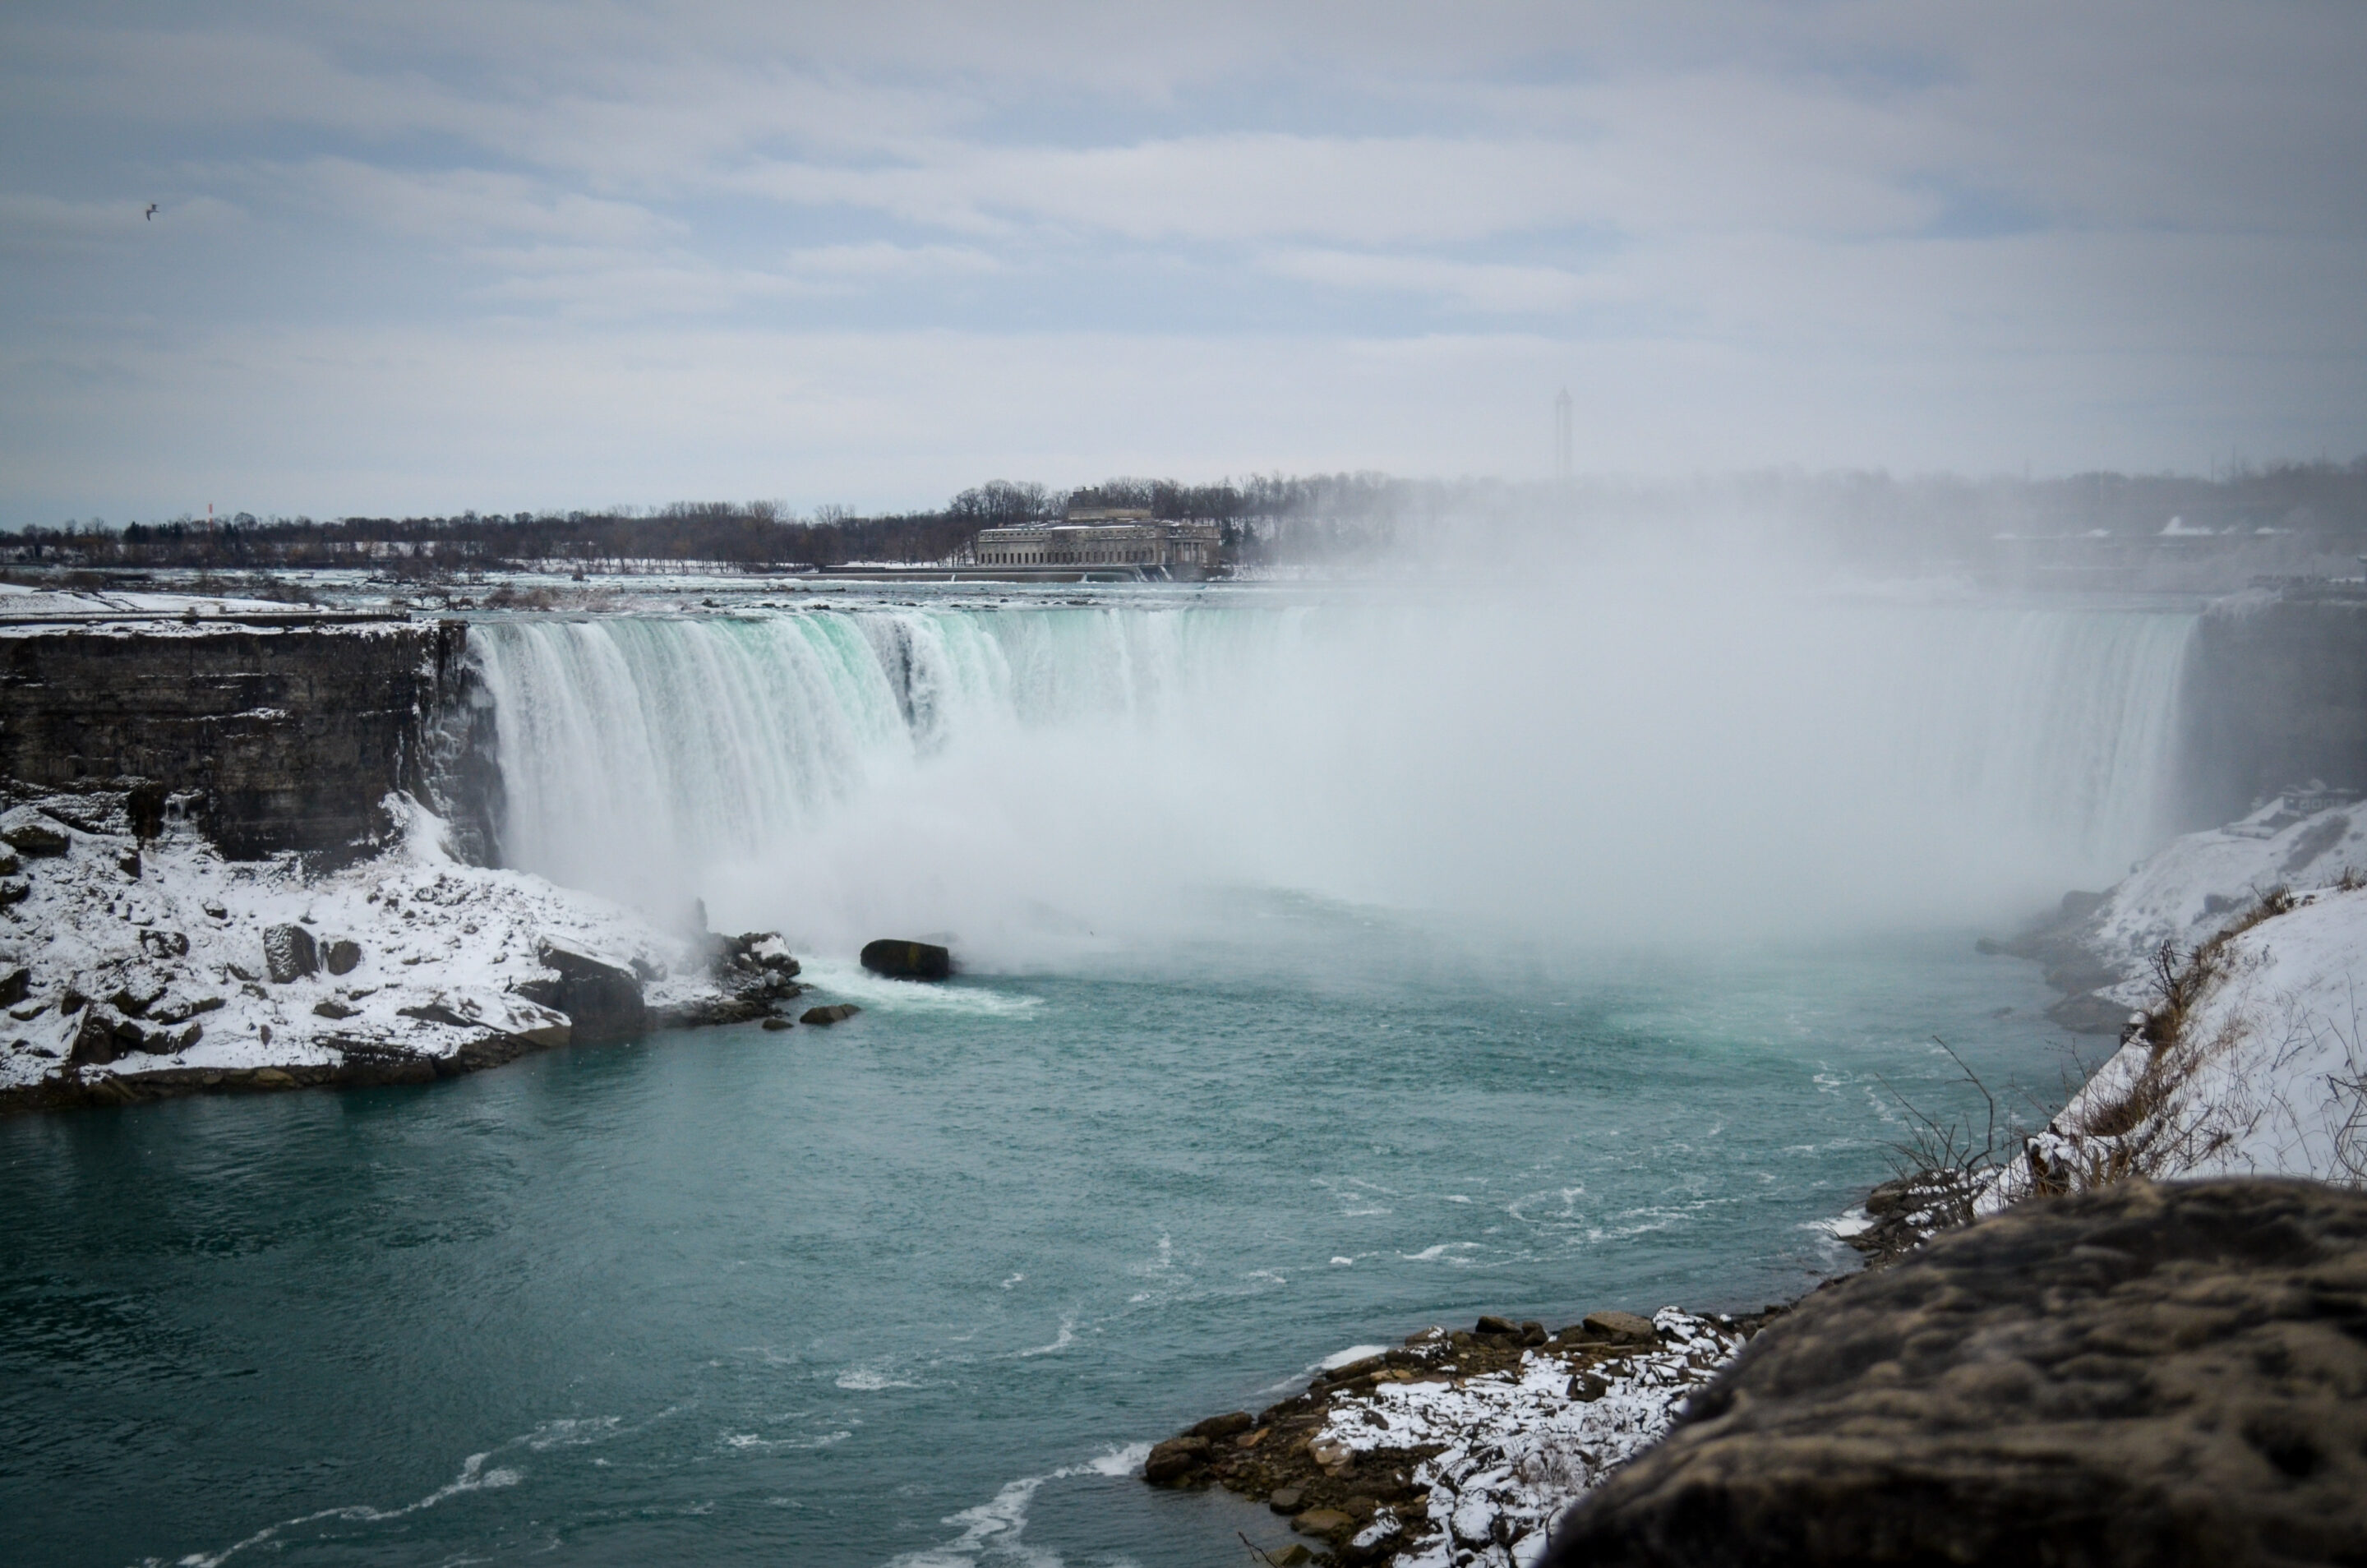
[0,786,801,1116]
[1150,791,2367,1566]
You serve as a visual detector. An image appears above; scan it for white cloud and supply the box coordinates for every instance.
[782,241,999,278]
[276,159,675,247]
[0,0,2361,518]
[1262,249,1600,313]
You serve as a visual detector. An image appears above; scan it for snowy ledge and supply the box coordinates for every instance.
[0,789,799,1114]
[1142,1308,1769,1568]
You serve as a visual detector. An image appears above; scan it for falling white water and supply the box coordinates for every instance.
[468,584,2195,966]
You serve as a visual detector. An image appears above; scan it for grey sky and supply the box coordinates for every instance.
[2,2,2362,524]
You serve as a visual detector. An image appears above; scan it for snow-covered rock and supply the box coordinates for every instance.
[2008,883,2367,1200]
[1147,1309,1756,1568]
[1325,1310,1747,1568]
[0,791,773,1108]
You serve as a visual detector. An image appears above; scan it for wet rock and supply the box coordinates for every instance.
[138,929,189,959]
[859,938,952,980]
[1292,1508,1355,1538]
[534,936,636,985]
[1582,1310,1660,1345]
[1474,1315,1516,1336]
[250,1068,295,1088]
[1269,1487,1306,1514]
[1548,1178,2367,1568]
[68,1008,123,1065]
[2046,989,2134,1035]
[800,1003,861,1026]
[1143,1436,1211,1485]
[760,1016,795,1031]
[523,939,647,1043]
[262,923,317,983]
[554,974,645,1044]
[0,811,69,855]
[745,934,800,975]
[146,993,213,1024]
[140,1020,200,1054]
[107,975,166,1016]
[322,938,362,975]
[1189,1412,1255,1441]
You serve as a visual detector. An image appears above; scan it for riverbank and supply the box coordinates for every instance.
[1151,791,2367,1566]
[0,784,803,1115]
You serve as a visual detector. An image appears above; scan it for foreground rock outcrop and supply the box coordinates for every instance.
[1547,1178,2367,1568]
[1148,1307,1773,1567]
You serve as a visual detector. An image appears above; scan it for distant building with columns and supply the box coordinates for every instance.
[971,508,1221,577]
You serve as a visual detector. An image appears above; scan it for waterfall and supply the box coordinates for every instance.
[468,592,2197,962]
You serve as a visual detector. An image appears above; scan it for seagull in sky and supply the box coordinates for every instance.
[145,203,157,220]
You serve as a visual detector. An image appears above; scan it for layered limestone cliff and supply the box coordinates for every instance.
[0,588,484,860]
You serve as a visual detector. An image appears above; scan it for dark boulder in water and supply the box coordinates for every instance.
[1142,1435,1211,1485]
[1546,1178,2367,1568]
[860,938,952,980]
[801,1003,861,1026]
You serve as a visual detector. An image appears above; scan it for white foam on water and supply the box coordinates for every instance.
[1400,1242,1481,1261]
[159,1451,523,1568]
[837,1367,921,1390]
[1319,1344,1393,1371]
[1087,1442,1151,1477]
[725,1430,851,1450]
[522,1417,622,1450]
[793,958,1044,1017]
[1014,1317,1077,1358]
[887,1445,1152,1568]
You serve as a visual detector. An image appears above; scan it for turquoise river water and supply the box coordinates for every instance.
[0,583,2197,1566]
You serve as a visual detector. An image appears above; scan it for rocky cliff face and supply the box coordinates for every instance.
[2177,587,2367,827]
[0,615,487,860]
[1547,1178,2367,1568]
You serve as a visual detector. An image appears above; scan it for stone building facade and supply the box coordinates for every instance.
[971,508,1221,576]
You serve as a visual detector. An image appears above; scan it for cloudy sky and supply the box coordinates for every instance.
[2,2,2363,524]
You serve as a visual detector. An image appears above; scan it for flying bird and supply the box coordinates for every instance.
[145,203,157,220]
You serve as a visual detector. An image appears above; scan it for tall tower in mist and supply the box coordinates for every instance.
[1553,387,1574,484]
